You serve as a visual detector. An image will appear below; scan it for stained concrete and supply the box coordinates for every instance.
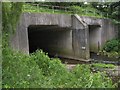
[71,14,89,59]
[10,13,118,61]
[89,25,101,52]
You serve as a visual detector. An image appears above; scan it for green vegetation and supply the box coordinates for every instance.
[2,46,115,88]
[3,48,44,88]
[22,3,102,18]
[91,63,115,69]
[23,1,120,22]
[70,5,102,18]
[103,39,119,52]
[98,39,120,58]
[2,2,23,33]
[2,2,119,88]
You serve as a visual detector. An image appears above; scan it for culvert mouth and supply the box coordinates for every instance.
[89,25,101,54]
[28,25,72,58]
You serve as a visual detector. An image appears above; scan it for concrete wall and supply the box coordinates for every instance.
[81,16,118,52]
[11,13,71,54]
[10,13,118,60]
[89,25,101,52]
[71,14,89,59]
[80,16,102,53]
[101,19,118,48]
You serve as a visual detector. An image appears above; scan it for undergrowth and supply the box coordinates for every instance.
[22,3,103,18]
[91,63,115,69]
[2,41,116,88]
[98,39,120,58]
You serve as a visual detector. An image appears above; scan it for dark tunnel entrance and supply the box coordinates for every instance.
[28,25,72,58]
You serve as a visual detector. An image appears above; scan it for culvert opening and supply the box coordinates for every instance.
[89,25,101,58]
[28,25,72,58]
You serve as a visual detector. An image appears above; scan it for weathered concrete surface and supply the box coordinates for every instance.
[72,14,89,59]
[101,19,118,48]
[11,13,71,54]
[89,25,101,52]
[10,13,118,60]
[81,16,118,53]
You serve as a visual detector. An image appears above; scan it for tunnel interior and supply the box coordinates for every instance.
[28,25,72,57]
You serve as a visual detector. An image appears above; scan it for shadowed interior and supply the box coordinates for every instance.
[28,25,73,57]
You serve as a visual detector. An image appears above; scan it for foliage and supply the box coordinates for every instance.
[92,2,120,23]
[70,6,83,14]
[22,3,102,18]
[30,50,68,76]
[72,65,114,88]
[30,2,84,7]
[98,39,120,58]
[91,63,115,69]
[22,3,71,14]
[2,44,116,88]
[70,5,102,18]
[2,47,45,88]
[107,51,119,58]
[103,39,119,52]
[2,2,23,33]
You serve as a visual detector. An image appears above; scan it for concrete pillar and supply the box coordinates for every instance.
[71,14,89,60]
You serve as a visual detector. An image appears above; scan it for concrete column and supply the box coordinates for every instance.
[17,15,29,54]
[18,27,29,54]
[71,14,89,60]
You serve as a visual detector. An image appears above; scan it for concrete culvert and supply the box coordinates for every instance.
[10,13,118,61]
[28,25,73,58]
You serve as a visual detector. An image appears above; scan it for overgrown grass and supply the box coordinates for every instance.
[91,63,116,69]
[22,4,72,14]
[22,3,103,18]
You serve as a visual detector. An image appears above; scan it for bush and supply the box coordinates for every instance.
[2,48,45,88]
[70,6,83,14]
[2,47,116,88]
[71,64,114,88]
[103,39,119,52]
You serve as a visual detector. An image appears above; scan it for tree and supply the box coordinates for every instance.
[91,1,120,21]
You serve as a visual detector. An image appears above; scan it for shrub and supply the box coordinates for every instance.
[103,39,119,52]
[2,48,45,88]
[2,48,116,88]
[70,6,83,14]
[71,64,114,88]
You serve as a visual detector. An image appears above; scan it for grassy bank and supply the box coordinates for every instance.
[22,3,103,18]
